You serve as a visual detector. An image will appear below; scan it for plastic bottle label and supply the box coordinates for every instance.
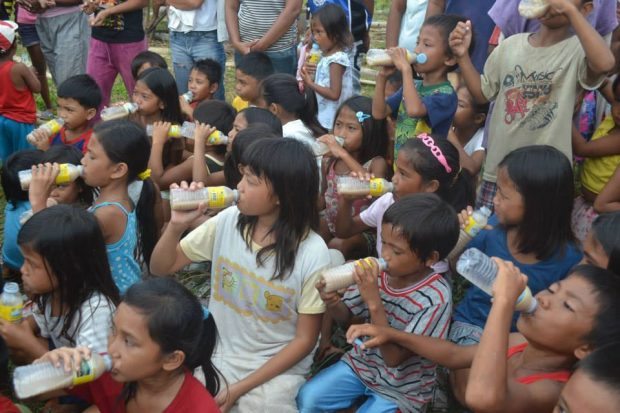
[0,304,23,322]
[208,131,224,145]
[463,216,478,234]
[72,359,97,386]
[368,179,384,197]
[207,187,228,208]
[56,164,72,185]
[47,119,63,135]
[169,125,182,138]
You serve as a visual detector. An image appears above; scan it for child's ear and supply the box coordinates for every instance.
[86,108,97,121]
[574,343,594,360]
[162,350,186,371]
[474,112,486,126]
[110,162,129,180]
[209,82,219,95]
[424,251,440,267]
[423,179,440,193]
[580,1,594,16]
[444,55,458,68]
[268,102,280,116]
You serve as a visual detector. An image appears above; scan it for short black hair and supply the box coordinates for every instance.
[241,107,283,135]
[42,145,95,206]
[1,149,44,205]
[312,4,353,50]
[193,100,236,155]
[423,14,473,72]
[577,343,620,401]
[192,58,222,86]
[57,74,102,110]
[131,50,168,79]
[236,52,275,81]
[591,212,620,274]
[382,193,459,261]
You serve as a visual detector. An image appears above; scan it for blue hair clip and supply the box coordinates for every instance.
[202,305,210,320]
[356,111,371,123]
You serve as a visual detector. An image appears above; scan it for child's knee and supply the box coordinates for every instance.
[296,380,322,412]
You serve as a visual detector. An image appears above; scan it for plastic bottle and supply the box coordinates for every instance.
[321,257,387,292]
[26,118,65,145]
[312,136,345,156]
[13,353,112,399]
[336,177,394,197]
[456,248,538,313]
[145,122,229,144]
[18,164,83,191]
[518,0,549,18]
[0,282,24,323]
[366,49,428,66]
[307,43,322,64]
[181,91,194,103]
[170,186,239,211]
[446,206,492,262]
[100,102,139,121]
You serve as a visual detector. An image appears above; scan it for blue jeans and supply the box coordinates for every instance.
[234,45,297,75]
[169,30,226,100]
[296,361,398,413]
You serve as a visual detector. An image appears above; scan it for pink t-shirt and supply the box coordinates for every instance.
[17,7,37,24]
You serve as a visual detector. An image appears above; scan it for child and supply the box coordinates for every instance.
[0,205,119,363]
[320,96,388,258]
[301,4,356,129]
[347,263,620,412]
[229,107,283,142]
[0,20,40,162]
[31,74,102,155]
[35,277,221,412]
[82,120,160,294]
[373,14,464,162]
[261,73,326,146]
[151,139,331,411]
[592,165,620,214]
[448,84,488,176]
[130,50,168,79]
[180,58,222,121]
[233,51,275,111]
[298,194,459,412]
[554,343,620,413]
[449,0,615,209]
[582,212,620,274]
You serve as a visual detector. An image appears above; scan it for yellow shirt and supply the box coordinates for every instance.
[581,115,620,194]
[232,96,249,112]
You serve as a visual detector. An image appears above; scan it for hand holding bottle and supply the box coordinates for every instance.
[346,323,393,350]
[35,346,93,374]
[492,258,529,308]
[151,121,171,147]
[388,48,414,73]
[353,258,383,309]
[317,134,346,158]
[28,163,60,211]
[193,122,217,146]
[28,128,52,150]
[315,278,342,308]
[168,182,209,230]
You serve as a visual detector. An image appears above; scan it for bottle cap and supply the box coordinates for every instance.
[480,206,492,218]
[416,53,428,64]
[101,354,113,371]
[3,282,19,294]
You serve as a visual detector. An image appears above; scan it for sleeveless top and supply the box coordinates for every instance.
[0,61,36,123]
[507,343,571,385]
[89,202,141,294]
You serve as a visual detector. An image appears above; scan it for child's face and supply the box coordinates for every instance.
[19,246,57,296]
[517,274,599,356]
[81,135,118,188]
[493,167,525,227]
[188,69,217,102]
[380,223,430,279]
[414,25,453,74]
[236,167,279,218]
[333,106,364,152]
[311,18,333,53]
[235,69,259,103]
[132,80,163,116]
[57,97,95,131]
[554,370,619,413]
[538,0,592,29]
[49,182,82,206]
[581,231,609,269]
[453,87,478,129]
[227,112,248,151]
[391,151,433,200]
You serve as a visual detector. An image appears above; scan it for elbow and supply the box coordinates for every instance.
[465,390,505,413]
[384,357,401,368]
[592,198,609,214]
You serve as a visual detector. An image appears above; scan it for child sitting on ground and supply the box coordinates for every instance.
[232,51,275,111]
[180,58,222,121]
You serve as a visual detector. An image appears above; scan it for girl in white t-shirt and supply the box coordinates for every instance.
[151,138,331,412]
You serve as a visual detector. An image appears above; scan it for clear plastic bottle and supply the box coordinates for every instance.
[100,102,139,121]
[456,248,538,313]
[0,282,23,323]
[366,49,428,66]
[18,164,83,191]
[321,257,387,292]
[447,206,492,262]
[336,177,394,197]
[518,0,549,18]
[181,91,194,103]
[170,186,239,211]
[146,122,229,144]
[26,118,65,145]
[307,43,322,64]
[312,136,345,156]
[13,353,112,399]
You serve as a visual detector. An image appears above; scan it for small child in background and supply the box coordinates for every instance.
[233,51,275,111]
[130,50,168,79]
[582,212,620,274]
[373,14,464,162]
[298,194,458,413]
[30,74,102,155]
[301,4,356,130]
[448,84,488,176]
[228,107,283,143]
[180,58,222,121]
[0,20,40,162]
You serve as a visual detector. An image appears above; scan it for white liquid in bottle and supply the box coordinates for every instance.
[100,103,138,121]
[366,49,428,66]
[170,186,238,211]
[321,257,387,292]
[336,177,394,197]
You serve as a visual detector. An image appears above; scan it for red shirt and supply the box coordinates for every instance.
[0,396,20,413]
[0,61,36,124]
[49,127,93,154]
[68,371,221,413]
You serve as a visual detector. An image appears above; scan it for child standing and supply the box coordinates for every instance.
[450,0,615,209]
[151,139,331,411]
[301,4,357,130]
[180,58,223,121]
[232,52,275,110]
[0,20,40,162]
[298,194,459,413]
[373,14,464,162]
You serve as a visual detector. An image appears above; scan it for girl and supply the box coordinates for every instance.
[582,211,620,274]
[82,120,161,294]
[0,205,119,363]
[35,277,221,412]
[347,263,620,413]
[228,107,283,151]
[320,96,388,258]
[301,4,356,130]
[151,139,331,412]
[260,74,325,146]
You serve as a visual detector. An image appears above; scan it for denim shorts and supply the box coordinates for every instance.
[17,23,39,47]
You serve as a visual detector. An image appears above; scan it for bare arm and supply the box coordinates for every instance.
[571,124,620,157]
[448,129,485,175]
[16,63,41,93]
[385,0,406,48]
[303,63,345,101]
[225,0,243,48]
[593,165,620,213]
[425,0,446,17]
[252,0,302,52]
[450,21,487,103]
[372,68,393,120]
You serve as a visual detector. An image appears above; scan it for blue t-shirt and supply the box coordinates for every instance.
[453,215,583,330]
[2,201,31,270]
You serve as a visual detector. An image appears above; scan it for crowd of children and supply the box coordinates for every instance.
[0,0,620,412]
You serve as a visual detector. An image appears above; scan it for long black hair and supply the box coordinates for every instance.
[93,120,158,267]
[312,3,353,50]
[1,149,44,206]
[136,67,183,125]
[238,139,319,279]
[17,205,120,345]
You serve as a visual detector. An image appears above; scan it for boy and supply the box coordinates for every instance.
[31,74,102,154]
[297,194,459,413]
[232,51,275,111]
[450,0,615,208]
[180,58,222,120]
[373,14,466,162]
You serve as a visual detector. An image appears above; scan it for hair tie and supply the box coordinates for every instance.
[417,133,452,174]
[202,305,210,319]
[137,168,151,181]
[356,111,371,123]
[451,167,462,186]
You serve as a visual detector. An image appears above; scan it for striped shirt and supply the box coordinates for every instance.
[238,0,297,52]
[342,272,452,413]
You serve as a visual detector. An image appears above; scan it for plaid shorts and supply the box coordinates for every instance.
[475,180,497,211]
